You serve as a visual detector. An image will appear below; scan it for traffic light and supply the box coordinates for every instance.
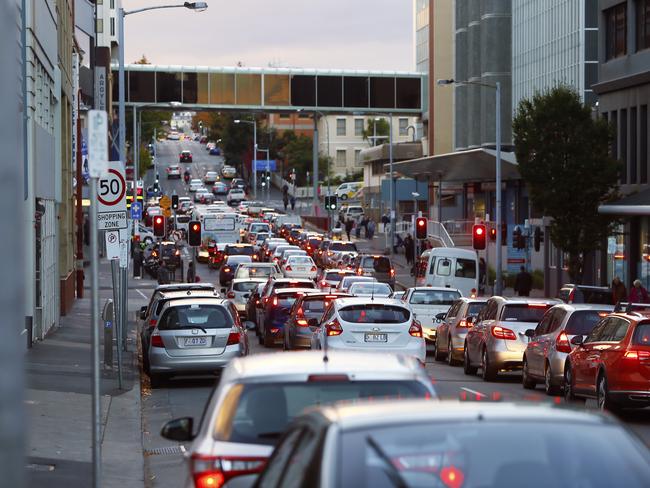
[415,217,427,239]
[136,186,143,204]
[325,195,337,211]
[171,194,179,210]
[153,216,165,237]
[534,226,544,252]
[188,220,202,247]
[513,225,526,250]
[489,226,497,241]
[472,224,487,250]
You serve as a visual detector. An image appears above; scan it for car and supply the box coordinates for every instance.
[334,181,362,200]
[146,297,247,387]
[278,249,307,268]
[434,297,488,365]
[212,181,228,195]
[338,204,364,222]
[219,255,253,287]
[166,164,181,179]
[230,177,247,190]
[255,401,650,488]
[271,244,300,264]
[160,351,436,488]
[317,268,356,291]
[302,235,323,256]
[245,282,266,325]
[336,275,377,293]
[227,188,246,205]
[133,223,156,245]
[209,146,221,155]
[255,278,317,331]
[260,238,287,262]
[284,292,352,350]
[226,278,267,317]
[558,283,614,305]
[252,232,270,248]
[336,252,358,271]
[260,288,315,347]
[194,189,212,203]
[423,247,480,297]
[244,222,271,243]
[464,297,558,381]
[155,241,182,269]
[522,303,614,395]
[311,297,426,363]
[179,150,192,162]
[188,179,203,192]
[207,242,229,269]
[203,171,219,184]
[347,281,393,297]
[233,262,282,281]
[352,254,396,287]
[564,308,650,411]
[282,255,317,280]
[401,286,461,345]
[224,243,258,262]
[221,165,237,178]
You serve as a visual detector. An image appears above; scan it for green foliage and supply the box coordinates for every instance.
[329,170,364,186]
[138,144,152,175]
[501,269,544,290]
[363,118,390,143]
[512,86,620,283]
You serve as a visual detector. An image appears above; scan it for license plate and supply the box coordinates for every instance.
[183,337,209,347]
[296,266,307,271]
[364,333,388,343]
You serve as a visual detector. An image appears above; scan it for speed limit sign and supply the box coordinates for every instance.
[97,161,127,230]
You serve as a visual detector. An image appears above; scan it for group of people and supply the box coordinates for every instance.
[337,216,376,240]
[282,184,296,212]
[612,276,649,303]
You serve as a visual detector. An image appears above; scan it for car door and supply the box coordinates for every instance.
[439,300,461,352]
[598,317,630,384]
[573,318,611,392]
[539,309,567,371]
[467,300,495,363]
[527,310,553,377]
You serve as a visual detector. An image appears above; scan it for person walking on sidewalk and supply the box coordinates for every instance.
[404,234,415,267]
[157,262,171,285]
[381,213,389,232]
[345,218,354,241]
[611,276,627,304]
[367,219,376,239]
[186,261,196,283]
[629,279,649,303]
[290,195,296,211]
[514,266,532,297]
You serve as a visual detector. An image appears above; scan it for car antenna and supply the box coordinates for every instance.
[370,281,375,302]
[323,320,329,363]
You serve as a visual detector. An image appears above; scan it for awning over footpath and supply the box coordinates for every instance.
[598,188,650,216]
[388,148,520,183]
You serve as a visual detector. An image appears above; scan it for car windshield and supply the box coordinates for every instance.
[502,304,552,322]
[214,381,430,446]
[232,281,261,292]
[288,257,313,265]
[339,304,410,323]
[349,283,392,295]
[338,421,650,488]
[235,266,276,279]
[157,305,232,330]
[409,289,461,305]
[330,242,358,252]
[361,256,391,272]
[565,310,611,336]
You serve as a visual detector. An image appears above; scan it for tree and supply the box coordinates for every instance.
[363,118,390,145]
[134,55,150,65]
[512,86,620,282]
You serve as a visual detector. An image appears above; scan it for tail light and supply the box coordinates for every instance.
[272,296,278,307]
[297,318,309,327]
[310,266,317,272]
[470,288,477,298]
[327,251,333,256]
[226,331,240,346]
[151,334,164,348]
[356,268,363,276]
[568,289,575,302]
[148,319,157,328]
[252,255,258,260]
[175,250,181,256]
[457,319,471,328]
[491,326,517,340]
[133,235,141,242]
[227,291,235,298]
[191,454,266,488]
[409,320,423,338]
[555,331,571,353]
[321,280,327,287]
[624,350,650,360]
[285,266,292,272]
[223,267,231,273]
[390,268,395,277]
[326,318,343,336]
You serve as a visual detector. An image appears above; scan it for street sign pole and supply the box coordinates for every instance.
[89,177,101,487]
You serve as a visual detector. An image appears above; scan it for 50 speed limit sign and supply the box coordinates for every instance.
[97,161,127,230]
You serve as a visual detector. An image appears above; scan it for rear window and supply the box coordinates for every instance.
[467,302,487,316]
[455,258,477,279]
[301,297,341,313]
[632,323,650,345]
[226,246,255,256]
[236,266,276,279]
[565,310,611,336]
[325,272,348,283]
[226,256,252,266]
[158,305,233,330]
[349,283,393,295]
[571,288,613,305]
[409,289,461,305]
[250,223,270,232]
[339,305,410,324]
[273,281,316,292]
[502,304,551,322]
[233,282,260,292]
[288,256,313,265]
[330,242,358,252]
[175,215,190,223]
[361,256,391,272]
[308,238,322,247]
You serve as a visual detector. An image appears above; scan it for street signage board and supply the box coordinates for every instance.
[162,207,172,218]
[97,161,127,230]
[105,230,120,259]
[130,201,142,220]
[159,195,171,210]
[87,110,109,177]
[254,160,277,171]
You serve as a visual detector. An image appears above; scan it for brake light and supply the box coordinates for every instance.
[227,291,235,299]
[409,320,423,338]
[568,289,575,302]
[296,307,304,317]
[327,251,333,256]
[311,266,317,272]
[285,266,292,272]
[326,319,343,336]
[191,454,266,488]
[555,331,571,353]
[148,319,157,328]
[491,326,517,340]
[252,255,258,260]
[297,319,309,327]
[321,280,328,287]
[356,268,363,276]
[624,350,650,360]
[223,267,231,273]
[457,319,470,328]
[272,296,278,307]
[226,331,240,346]
[307,374,349,382]
[175,250,181,256]
[151,334,164,348]
[390,268,395,277]
[470,288,477,298]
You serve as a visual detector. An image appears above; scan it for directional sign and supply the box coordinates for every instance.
[130,201,143,220]
[159,195,171,210]
[162,207,172,218]
[97,161,127,230]
[87,110,109,177]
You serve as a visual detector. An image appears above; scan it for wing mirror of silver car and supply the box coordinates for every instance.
[466,316,475,324]
[139,306,147,320]
[570,335,584,346]
[524,329,535,338]
[307,318,319,328]
[435,312,447,321]
[244,321,257,331]
[161,417,194,442]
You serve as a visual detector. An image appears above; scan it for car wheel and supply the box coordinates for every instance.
[433,339,445,362]
[544,362,560,396]
[340,194,348,200]
[563,364,584,404]
[447,336,459,366]
[522,357,536,389]
[481,348,497,382]
[463,344,478,375]
[597,373,619,413]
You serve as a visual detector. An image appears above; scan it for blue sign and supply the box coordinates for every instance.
[254,160,276,171]
[130,201,143,220]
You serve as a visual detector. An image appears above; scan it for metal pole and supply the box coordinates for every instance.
[253,120,257,200]
[76,95,84,298]
[495,81,503,295]
[89,179,101,487]
[413,198,417,286]
[133,106,139,239]
[118,8,126,176]
[111,260,123,389]
[389,114,394,260]
[312,115,319,214]
[121,263,128,353]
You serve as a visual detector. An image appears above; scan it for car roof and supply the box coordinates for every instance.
[408,286,461,293]
[231,278,267,284]
[273,288,316,296]
[550,303,615,313]
[341,276,375,282]
[491,296,560,305]
[158,290,219,299]
[561,283,610,291]
[222,350,428,384]
[227,255,252,262]
[238,262,276,267]
[160,297,230,308]
[154,283,215,293]
[273,278,314,284]
[334,297,407,308]
[312,400,612,431]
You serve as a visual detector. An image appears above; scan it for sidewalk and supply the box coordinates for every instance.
[25,259,145,488]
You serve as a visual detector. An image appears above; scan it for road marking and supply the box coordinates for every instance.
[135,289,148,300]
[460,387,487,398]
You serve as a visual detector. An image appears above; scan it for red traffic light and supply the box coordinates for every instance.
[489,227,497,241]
[472,224,487,250]
[188,220,202,247]
[415,217,427,239]
[153,216,165,237]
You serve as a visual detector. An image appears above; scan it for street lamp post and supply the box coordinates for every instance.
[234,119,257,199]
[437,78,502,294]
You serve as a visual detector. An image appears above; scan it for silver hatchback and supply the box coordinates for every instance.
[147,297,249,387]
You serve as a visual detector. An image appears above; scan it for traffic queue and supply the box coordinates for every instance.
[135,170,650,488]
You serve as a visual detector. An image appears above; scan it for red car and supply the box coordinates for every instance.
[564,310,650,411]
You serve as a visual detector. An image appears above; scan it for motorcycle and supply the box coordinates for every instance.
[183,172,191,183]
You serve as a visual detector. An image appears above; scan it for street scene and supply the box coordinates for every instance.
[3,0,650,487]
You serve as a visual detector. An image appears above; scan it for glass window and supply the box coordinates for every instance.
[336,149,346,167]
[236,74,262,105]
[264,74,290,106]
[344,77,369,108]
[632,322,650,345]
[605,3,627,60]
[336,118,346,136]
[354,119,364,137]
[467,302,487,317]
[232,281,260,292]
[455,258,477,279]
[565,310,611,336]
[608,318,630,341]
[354,149,362,165]
[637,0,650,51]
[369,77,395,109]
[501,304,552,322]
[409,289,461,305]
[291,75,316,107]
[317,76,342,107]
[110,17,115,36]
[535,310,554,336]
[209,73,235,105]
[158,305,233,330]
[257,428,304,485]
[399,118,408,136]
[436,258,452,276]
[329,242,357,252]
[339,304,410,323]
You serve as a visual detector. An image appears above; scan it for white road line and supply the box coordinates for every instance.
[460,387,487,398]
[135,289,148,300]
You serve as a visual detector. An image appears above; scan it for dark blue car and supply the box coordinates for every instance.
[209,146,221,156]
[261,288,314,348]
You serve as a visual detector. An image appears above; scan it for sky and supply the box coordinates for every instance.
[124,0,415,71]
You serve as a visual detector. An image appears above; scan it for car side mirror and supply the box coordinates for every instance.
[435,312,447,321]
[525,329,535,338]
[307,318,319,328]
[244,321,256,331]
[139,306,147,320]
[466,316,475,325]
[570,335,584,346]
[160,417,194,442]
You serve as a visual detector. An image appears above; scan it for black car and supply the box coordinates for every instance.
[179,150,192,162]
[558,284,613,305]
[157,241,182,268]
[219,255,253,287]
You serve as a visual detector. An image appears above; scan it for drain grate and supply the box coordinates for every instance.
[145,445,185,456]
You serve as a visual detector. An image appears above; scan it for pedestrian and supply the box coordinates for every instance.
[290,195,296,211]
[367,219,376,239]
[404,234,414,266]
[393,233,404,254]
[381,213,389,232]
[629,279,649,303]
[360,217,369,238]
[479,257,487,293]
[283,194,289,212]
[83,216,90,246]
[282,183,289,196]
[345,218,354,241]
[514,265,533,297]
[133,246,143,279]
[157,262,170,285]
[186,261,196,283]
[611,276,627,304]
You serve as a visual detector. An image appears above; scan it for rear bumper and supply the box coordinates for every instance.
[149,346,241,373]
[490,349,525,371]
[609,390,650,407]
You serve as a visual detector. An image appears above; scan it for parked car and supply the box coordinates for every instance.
[434,297,488,365]
[335,181,362,200]
[558,284,614,305]
[401,286,461,345]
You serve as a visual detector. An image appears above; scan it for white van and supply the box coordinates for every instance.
[424,248,479,297]
[335,182,362,200]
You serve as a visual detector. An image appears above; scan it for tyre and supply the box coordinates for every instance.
[544,362,561,396]
[447,337,459,366]
[481,348,497,382]
[597,373,620,413]
[463,344,478,375]
[433,340,445,362]
[340,194,348,200]
[563,364,584,404]
[522,357,537,389]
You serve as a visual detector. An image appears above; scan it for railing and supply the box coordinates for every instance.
[443,220,496,237]
[392,220,455,248]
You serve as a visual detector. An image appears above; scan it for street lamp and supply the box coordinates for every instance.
[437,78,502,294]
[234,119,257,198]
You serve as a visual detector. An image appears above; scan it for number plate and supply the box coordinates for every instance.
[183,337,209,347]
[364,333,388,343]
[296,266,307,272]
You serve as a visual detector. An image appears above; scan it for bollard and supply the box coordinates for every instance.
[102,299,114,369]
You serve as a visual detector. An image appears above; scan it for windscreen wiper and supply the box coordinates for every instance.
[366,435,408,488]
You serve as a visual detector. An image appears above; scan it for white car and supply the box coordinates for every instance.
[221,165,237,178]
[203,171,219,184]
[227,188,246,204]
[194,189,212,203]
[282,255,317,280]
[348,281,393,297]
[188,179,203,192]
[317,269,356,291]
[279,249,307,268]
[336,275,377,293]
[401,286,461,344]
[311,297,426,364]
[226,278,266,316]
[166,164,181,179]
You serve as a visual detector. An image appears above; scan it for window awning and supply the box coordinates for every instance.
[598,188,650,216]
[387,148,520,182]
